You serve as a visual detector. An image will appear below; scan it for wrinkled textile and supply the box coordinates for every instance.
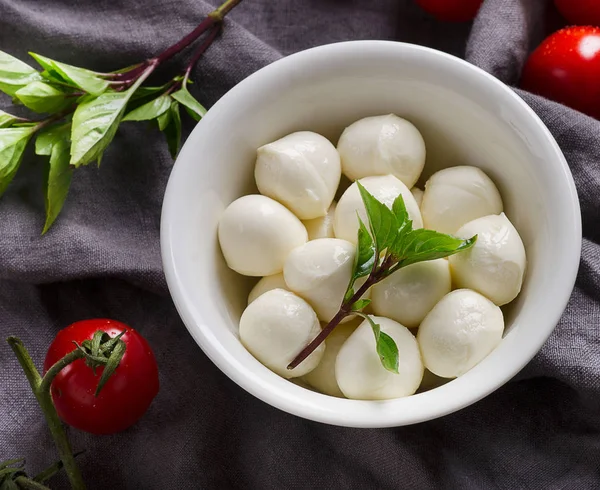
[1,0,599,488]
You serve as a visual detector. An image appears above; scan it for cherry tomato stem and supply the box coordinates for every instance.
[7,336,86,490]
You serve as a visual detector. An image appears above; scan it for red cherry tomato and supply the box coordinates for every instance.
[415,0,483,22]
[44,319,159,435]
[520,26,600,119]
[555,0,600,27]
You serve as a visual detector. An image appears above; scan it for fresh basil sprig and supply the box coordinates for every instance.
[0,0,244,233]
[288,182,477,374]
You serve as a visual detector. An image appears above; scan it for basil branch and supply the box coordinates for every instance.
[0,0,244,233]
[112,0,241,84]
[288,274,378,370]
[288,183,477,373]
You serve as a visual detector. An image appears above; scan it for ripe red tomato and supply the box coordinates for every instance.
[520,26,600,119]
[555,0,600,27]
[415,0,483,22]
[44,319,159,435]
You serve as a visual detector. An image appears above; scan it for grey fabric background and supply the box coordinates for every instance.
[1,0,599,488]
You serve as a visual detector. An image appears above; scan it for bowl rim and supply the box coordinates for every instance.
[161,40,582,427]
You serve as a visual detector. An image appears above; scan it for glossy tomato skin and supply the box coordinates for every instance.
[415,0,483,22]
[555,0,600,27]
[521,26,600,119]
[44,319,159,435]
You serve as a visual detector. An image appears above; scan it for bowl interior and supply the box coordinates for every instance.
[161,41,580,427]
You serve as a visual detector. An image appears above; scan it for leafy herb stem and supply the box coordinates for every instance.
[0,0,241,232]
[288,183,477,372]
[33,107,76,132]
[288,274,378,370]
[183,24,222,85]
[113,0,241,85]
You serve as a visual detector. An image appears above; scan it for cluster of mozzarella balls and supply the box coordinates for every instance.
[218,114,527,401]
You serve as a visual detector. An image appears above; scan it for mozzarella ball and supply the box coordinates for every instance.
[284,238,368,323]
[239,289,325,378]
[421,166,503,234]
[255,131,341,220]
[248,273,288,304]
[302,202,336,240]
[218,195,307,276]
[371,259,451,328]
[337,114,426,188]
[336,316,424,400]
[417,289,504,378]
[449,213,526,306]
[334,175,423,244]
[302,319,360,397]
[411,187,424,208]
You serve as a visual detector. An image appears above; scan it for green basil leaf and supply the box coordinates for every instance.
[0,127,35,197]
[70,92,128,166]
[156,108,171,131]
[361,314,399,374]
[15,81,71,113]
[352,298,371,311]
[391,193,412,235]
[377,331,400,374]
[70,73,145,167]
[356,181,397,251]
[0,50,42,96]
[344,216,377,304]
[123,94,172,122]
[171,85,206,121]
[0,110,21,128]
[35,123,69,156]
[130,84,169,102]
[29,53,109,95]
[164,101,182,159]
[392,229,477,268]
[40,127,72,234]
[354,216,377,279]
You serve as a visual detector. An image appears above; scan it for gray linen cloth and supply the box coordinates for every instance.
[1,0,599,488]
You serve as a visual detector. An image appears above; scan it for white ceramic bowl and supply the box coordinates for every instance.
[161,41,581,427]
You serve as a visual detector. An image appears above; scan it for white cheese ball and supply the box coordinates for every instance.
[302,319,360,397]
[284,238,368,323]
[255,131,341,220]
[239,289,325,378]
[411,187,424,208]
[334,175,423,244]
[371,259,451,329]
[421,166,503,234]
[302,202,336,240]
[417,289,504,378]
[248,273,288,304]
[337,114,426,188]
[218,195,308,276]
[336,316,424,400]
[449,213,526,306]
